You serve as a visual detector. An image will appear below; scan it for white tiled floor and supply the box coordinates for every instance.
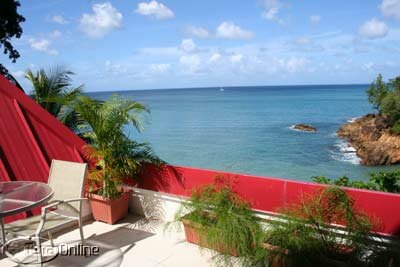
[0,215,218,267]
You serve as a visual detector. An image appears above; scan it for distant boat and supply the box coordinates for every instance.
[219,87,224,92]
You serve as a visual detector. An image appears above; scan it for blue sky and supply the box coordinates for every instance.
[4,0,400,91]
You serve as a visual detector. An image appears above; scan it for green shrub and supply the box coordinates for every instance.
[369,171,400,193]
[380,92,400,122]
[176,175,266,266]
[311,175,376,190]
[367,74,389,111]
[312,170,400,193]
[390,120,400,134]
[265,187,376,266]
[366,73,400,134]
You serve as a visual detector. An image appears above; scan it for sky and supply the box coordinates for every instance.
[4,0,400,91]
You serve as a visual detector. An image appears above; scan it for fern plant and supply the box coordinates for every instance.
[177,175,266,266]
[265,187,377,266]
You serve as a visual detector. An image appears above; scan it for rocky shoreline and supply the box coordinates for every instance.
[337,114,400,166]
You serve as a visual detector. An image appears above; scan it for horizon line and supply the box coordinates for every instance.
[86,82,370,94]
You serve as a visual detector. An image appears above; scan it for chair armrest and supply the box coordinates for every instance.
[62,198,88,203]
[36,198,87,235]
[41,198,87,213]
[41,200,62,213]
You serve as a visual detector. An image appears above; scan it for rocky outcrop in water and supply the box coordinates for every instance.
[337,114,400,165]
[293,124,317,132]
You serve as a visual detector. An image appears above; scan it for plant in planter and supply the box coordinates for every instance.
[264,186,378,267]
[71,95,163,224]
[176,175,266,266]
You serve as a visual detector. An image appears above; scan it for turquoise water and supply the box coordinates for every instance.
[88,85,398,181]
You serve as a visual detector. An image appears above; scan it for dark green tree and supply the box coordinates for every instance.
[389,76,400,93]
[366,74,389,112]
[366,73,400,134]
[0,0,25,90]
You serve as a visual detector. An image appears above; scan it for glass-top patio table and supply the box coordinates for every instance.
[0,181,54,244]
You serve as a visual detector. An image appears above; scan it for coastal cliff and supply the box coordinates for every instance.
[337,114,400,165]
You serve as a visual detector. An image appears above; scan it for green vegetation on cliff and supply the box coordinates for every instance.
[312,170,400,193]
[367,74,400,134]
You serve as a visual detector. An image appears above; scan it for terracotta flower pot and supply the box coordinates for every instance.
[89,189,131,224]
[261,243,290,267]
[261,242,353,267]
[181,218,239,256]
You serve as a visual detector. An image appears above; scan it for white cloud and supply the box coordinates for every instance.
[135,1,174,20]
[28,38,58,55]
[278,57,308,73]
[180,55,201,72]
[149,63,170,73]
[185,26,210,38]
[362,62,375,71]
[263,7,279,20]
[310,15,321,24]
[216,22,253,40]
[290,36,324,52]
[50,30,61,38]
[359,18,388,39]
[380,0,400,20]
[180,39,197,53]
[51,15,68,24]
[209,53,222,63]
[261,0,284,23]
[263,0,281,9]
[105,60,128,74]
[80,2,123,38]
[230,53,243,64]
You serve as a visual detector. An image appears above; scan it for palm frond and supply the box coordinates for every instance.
[25,66,84,132]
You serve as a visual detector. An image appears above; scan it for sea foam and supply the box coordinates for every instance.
[347,116,361,123]
[330,140,361,165]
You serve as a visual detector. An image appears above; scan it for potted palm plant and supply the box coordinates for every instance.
[71,95,163,224]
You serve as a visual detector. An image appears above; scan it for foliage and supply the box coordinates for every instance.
[311,176,376,190]
[265,187,376,266]
[175,179,397,266]
[369,171,400,193]
[312,170,400,193]
[367,73,400,134]
[177,176,266,266]
[71,95,163,199]
[0,0,25,90]
[391,120,400,135]
[26,66,85,132]
[367,74,389,111]
[380,92,400,134]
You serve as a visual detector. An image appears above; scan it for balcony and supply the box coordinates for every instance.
[0,214,218,267]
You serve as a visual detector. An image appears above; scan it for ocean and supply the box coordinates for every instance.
[88,84,397,182]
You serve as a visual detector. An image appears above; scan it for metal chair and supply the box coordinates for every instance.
[4,159,88,263]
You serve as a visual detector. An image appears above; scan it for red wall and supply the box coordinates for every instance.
[139,164,400,237]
